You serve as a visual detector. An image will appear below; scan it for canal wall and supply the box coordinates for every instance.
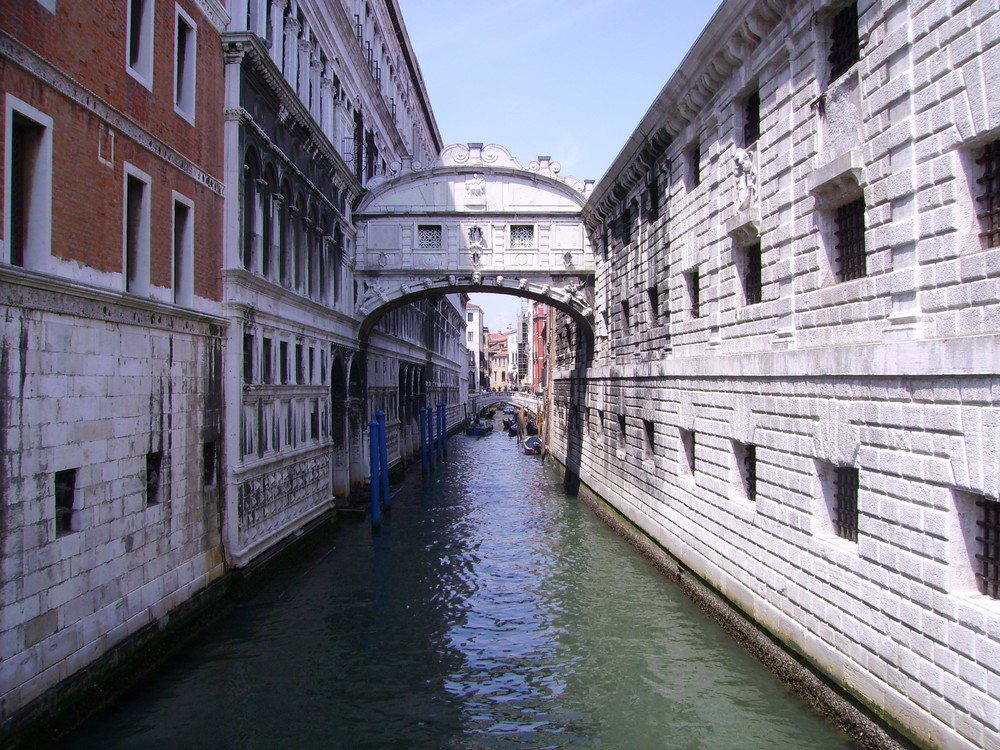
[553,1,1000,748]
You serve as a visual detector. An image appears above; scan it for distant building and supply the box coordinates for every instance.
[488,331,509,390]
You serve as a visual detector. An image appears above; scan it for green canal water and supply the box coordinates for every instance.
[59,428,856,749]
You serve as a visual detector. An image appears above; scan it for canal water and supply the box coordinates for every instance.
[60,428,856,749]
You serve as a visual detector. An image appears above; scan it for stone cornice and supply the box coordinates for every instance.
[223,32,363,205]
[191,0,230,34]
[585,0,786,228]
[0,31,225,195]
[1,265,228,335]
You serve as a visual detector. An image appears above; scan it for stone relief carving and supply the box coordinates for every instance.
[734,147,758,211]
[467,226,486,249]
[465,174,486,199]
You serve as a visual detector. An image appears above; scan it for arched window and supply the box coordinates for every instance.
[279,180,292,286]
[242,150,259,270]
[261,164,277,279]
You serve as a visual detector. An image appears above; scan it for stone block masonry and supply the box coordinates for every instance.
[567,0,1000,747]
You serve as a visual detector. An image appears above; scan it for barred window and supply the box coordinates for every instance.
[688,142,701,188]
[975,496,1000,599]
[744,242,762,305]
[680,429,696,475]
[417,224,442,249]
[975,138,1000,248]
[146,451,163,506]
[744,90,761,147]
[737,442,757,501]
[687,269,701,318]
[55,468,77,536]
[834,198,866,281]
[828,2,860,83]
[833,466,860,542]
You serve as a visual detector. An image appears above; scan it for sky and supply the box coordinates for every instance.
[396,0,725,331]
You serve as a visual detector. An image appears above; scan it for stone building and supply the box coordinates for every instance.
[0,0,468,731]
[548,1,1000,747]
[1,0,229,725]
[220,0,464,564]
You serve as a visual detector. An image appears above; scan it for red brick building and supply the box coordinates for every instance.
[1,0,228,730]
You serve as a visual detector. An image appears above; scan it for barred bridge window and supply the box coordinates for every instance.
[976,496,1000,599]
[835,198,866,281]
[834,466,860,542]
[828,2,860,83]
[976,139,1000,248]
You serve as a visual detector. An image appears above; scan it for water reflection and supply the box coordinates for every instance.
[59,430,856,749]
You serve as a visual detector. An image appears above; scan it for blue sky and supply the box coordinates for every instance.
[396,0,724,330]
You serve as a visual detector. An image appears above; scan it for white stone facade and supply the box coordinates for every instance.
[551,1,1000,747]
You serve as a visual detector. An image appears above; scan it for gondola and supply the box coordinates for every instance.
[465,419,494,436]
[523,436,543,455]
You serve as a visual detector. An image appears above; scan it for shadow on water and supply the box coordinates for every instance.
[56,431,858,750]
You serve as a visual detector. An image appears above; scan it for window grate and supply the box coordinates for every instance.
[510,225,534,249]
[828,2,860,83]
[417,224,442,249]
[833,466,859,542]
[744,242,762,304]
[743,444,757,500]
[975,139,1000,248]
[975,496,1000,599]
[55,468,76,536]
[744,90,761,147]
[835,198,866,281]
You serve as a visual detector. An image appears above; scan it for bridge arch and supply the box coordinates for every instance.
[353,143,597,347]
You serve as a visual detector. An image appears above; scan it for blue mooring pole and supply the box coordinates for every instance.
[377,409,390,511]
[426,406,435,471]
[419,406,429,474]
[435,402,443,459]
[368,419,381,528]
[441,401,448,457]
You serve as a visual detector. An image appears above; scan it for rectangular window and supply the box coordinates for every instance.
[145,451,162,505]
[202,441,217,487]
[467,312,474,322]
[645,176,660,223]
[467,330,474,342]
[280,341,289,384]
[620,205,632,246]
[417,224,442,249]
[744,89,761,147]
[744,242,762,305]
[688,141,701,188]
[296,343,304,383]
[620,299,630,331]
[616,413,627,451]
[124,165,151,294]
[828,2,860,84]
[975,138,1000,248]
[680,429,696,475]
[243,332,254,384]
[833,466,860,542]
[974,496,1000,599]
[54,468,77,536]
[510,225,534,249]
[736,442,757,501]
[174,6,197,121]
[687,269,701,318]
[310,398,320,440]
[834,198,866,281]
[172,195,193,305]
[647,286,660,325]
[642,419,655,459]
[6,99,53,270]
[262,337,273,383]
[127,0,155,89]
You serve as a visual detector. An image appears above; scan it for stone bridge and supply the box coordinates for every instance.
[468,391,542,418]
[353,144,596,340]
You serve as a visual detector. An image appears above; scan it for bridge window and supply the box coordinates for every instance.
[417,224,442,249]
[820,463,860,543]
[510,225,534,249]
